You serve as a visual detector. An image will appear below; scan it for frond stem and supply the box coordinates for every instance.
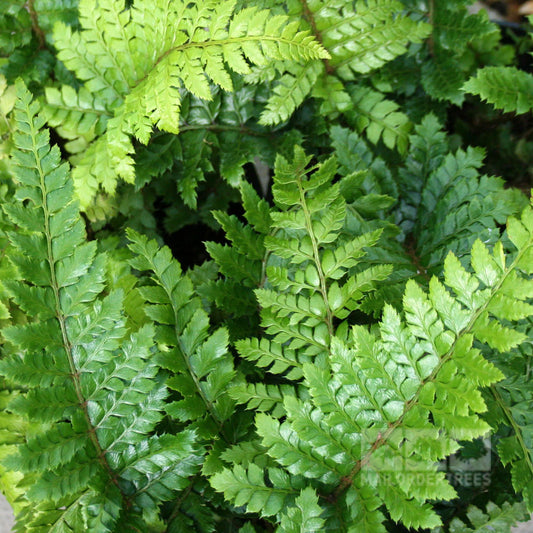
[491,385,533,478]
[26,0,46,49]
[295,167,334,340]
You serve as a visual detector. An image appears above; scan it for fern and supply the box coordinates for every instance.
[0,83,203,531]
[211,148,533,530]
[126,229,238,438]
[463,66,533,115]
[40,0,328,207]
[2,3,533,532]
[434,501,529,533]
[250,0,429,153]
[345,85,412,154]
[132,81,281,210]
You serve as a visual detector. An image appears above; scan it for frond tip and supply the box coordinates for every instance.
[463,66,533,115]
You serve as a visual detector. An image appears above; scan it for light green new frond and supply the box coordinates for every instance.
[443,212,533,352]
[43,85,109,148]
[53,20,123,107]
[50,0,328,207]
[463,66,533,115]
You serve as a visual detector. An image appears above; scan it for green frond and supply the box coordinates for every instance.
[47,0,328,207]
[210,463,303,517]
[0,82,197,531]
[463,66,533,115]
[323,0,431,78]
[127,229,237,434]
[438,501,529,533]
[235,337,307,380]
[277,486,324,533]
[395,116,524,275]
[43,85,109,149]
[259,61,322,126]
[229,382,297,417]
[433,4,494,54]
[346,85,412,153]
[220,178,533,529]
[119,432,203,512]
[421,49,466,106]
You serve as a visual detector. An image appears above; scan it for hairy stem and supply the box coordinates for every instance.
[299,0,333,74]
[26,0,46,49]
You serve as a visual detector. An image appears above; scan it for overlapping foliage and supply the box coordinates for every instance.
[1,1,532,532]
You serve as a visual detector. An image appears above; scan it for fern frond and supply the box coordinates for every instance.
[322,0,430,78]
[47,0,328,206]
[259,61,322,125]
[277,486,325,533]
[210,463,304,517]
[396,115,524,275]
[346,85,412,153]
[435,501,529,533]
[212,148,533,529]
[421,49,466,106]
[43,85,109,148]
[463,66,533,115]
[255,0,430,138]
[433,4,494,54]
[127,229,238,436]
[0,83,202,531]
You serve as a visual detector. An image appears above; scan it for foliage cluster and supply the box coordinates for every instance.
[0,1,532,532]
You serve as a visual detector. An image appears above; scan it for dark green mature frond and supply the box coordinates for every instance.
[201,181,271,339]
[463,66,533,115]
[127,229,238,438]
[134,82,279,210]
[0,83,202,531]
[0,1,78,88]
[420,3,496,106]
[398,114,524,275]
[345,85,412,153]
